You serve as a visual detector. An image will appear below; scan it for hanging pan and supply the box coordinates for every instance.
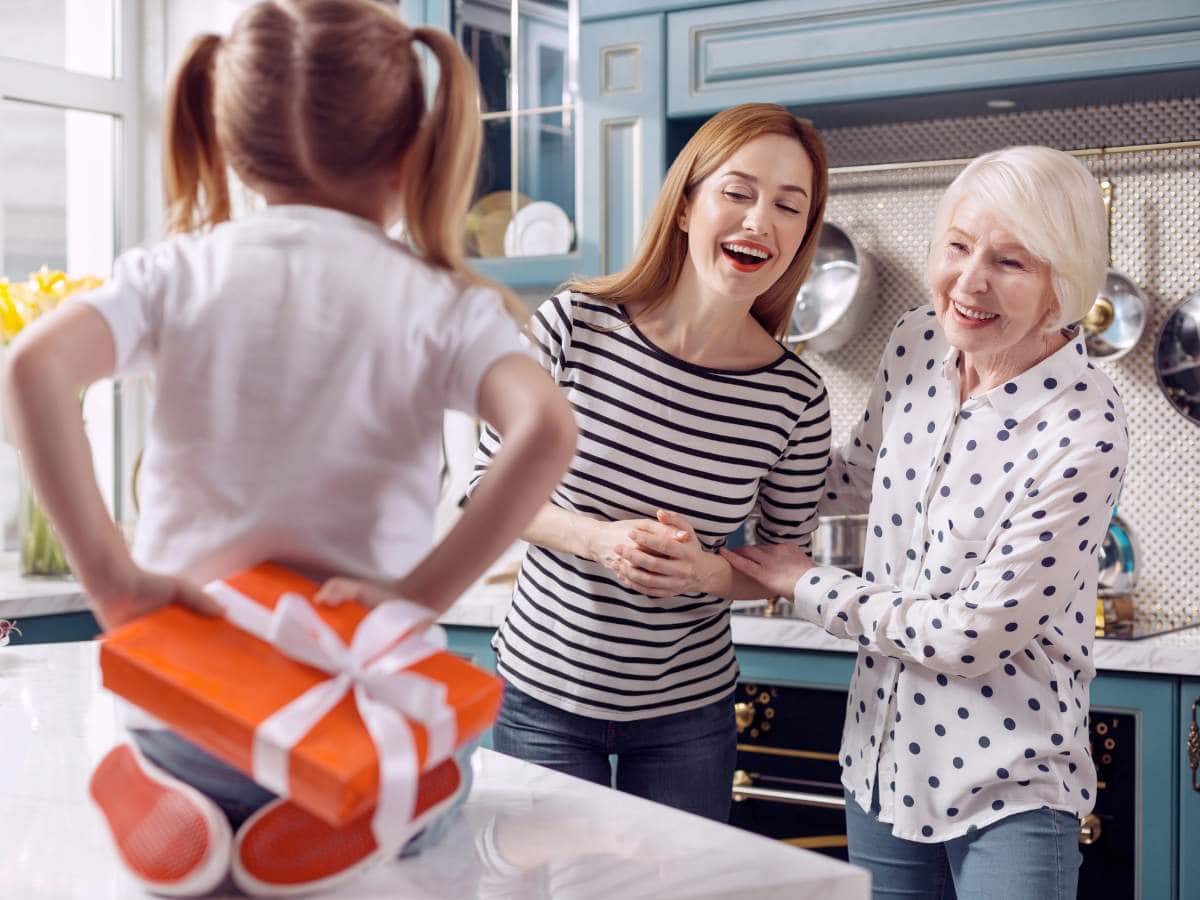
[786,221,876,353]
[1081,177,1146,360]
[1155,287,1200,426]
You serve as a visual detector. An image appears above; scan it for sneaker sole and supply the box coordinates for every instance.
[89,743,232,897]
[232,756,465,897]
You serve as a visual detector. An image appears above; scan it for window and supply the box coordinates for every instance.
[0,0,140,532]
[456,0,578,259]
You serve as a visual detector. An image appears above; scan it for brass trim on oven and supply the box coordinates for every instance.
[783,835,849,850]
[737,743,840,762]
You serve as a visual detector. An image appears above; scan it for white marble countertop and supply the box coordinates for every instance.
[440,584,1200,679]
[0,641,869,899]
[0,551,87,617]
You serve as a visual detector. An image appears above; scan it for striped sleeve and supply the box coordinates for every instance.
[483,298,836,721]
[754,373,831,551]
[468,292,574,496]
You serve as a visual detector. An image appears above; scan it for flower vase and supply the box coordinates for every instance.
[18,470,70,577]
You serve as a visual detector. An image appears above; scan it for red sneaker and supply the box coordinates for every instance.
[232,756,464,896]
[89,743,232,897]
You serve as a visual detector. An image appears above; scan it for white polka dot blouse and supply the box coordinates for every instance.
[797,305,1129,842]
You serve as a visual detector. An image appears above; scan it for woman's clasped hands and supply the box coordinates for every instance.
[600,510,725,597]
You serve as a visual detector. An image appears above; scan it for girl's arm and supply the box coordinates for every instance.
[3,304,220,629]
[321,353,576,614]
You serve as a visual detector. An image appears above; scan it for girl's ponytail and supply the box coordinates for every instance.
[403,27,478,271]
[405,27,525,321]
[163,33,230,234]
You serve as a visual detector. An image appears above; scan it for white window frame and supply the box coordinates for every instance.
[0,0,144,524]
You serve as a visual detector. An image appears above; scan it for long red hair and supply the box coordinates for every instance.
[566,103,829,338]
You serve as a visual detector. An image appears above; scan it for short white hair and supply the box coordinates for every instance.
[929,146,1108,330]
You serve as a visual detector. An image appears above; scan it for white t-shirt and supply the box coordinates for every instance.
[84,204,525,585]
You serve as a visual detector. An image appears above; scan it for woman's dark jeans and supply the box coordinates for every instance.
[491,681,737,823]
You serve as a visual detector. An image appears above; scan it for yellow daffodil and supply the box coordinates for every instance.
[1,266,103,576]
[0,266,103,345]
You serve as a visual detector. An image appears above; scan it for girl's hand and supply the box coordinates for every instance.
[90,566,223,632]
[315,576,398,608]
[614,510,725,598]
[719,543,815,599]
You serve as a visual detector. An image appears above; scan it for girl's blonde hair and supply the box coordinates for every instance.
[163,0,523,318]
[566,103,829,339]
[928,146,1108,330]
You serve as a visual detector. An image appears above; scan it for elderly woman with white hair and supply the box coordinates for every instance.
[724,145,1128,899]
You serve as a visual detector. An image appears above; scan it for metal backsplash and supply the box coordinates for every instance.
[810,97,1200,630]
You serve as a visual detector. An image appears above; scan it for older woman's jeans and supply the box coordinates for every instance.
[131,728,476,856]
[844,785,1081,899]
[490,680,737,823]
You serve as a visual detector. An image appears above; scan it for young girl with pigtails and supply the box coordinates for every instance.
[4,0,575,895]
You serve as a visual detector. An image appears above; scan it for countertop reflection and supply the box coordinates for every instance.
[1,641,868,899]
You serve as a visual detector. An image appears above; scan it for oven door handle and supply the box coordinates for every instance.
[732,772,1105,844]
[731,773,846,810]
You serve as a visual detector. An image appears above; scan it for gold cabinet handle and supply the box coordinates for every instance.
[1189,697,1200,792]
[1078,813,1102,845]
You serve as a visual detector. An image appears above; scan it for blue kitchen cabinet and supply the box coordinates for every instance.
[443,624,499,672]
[663,0,1200,117]
[1089,671,1179,900]
[444,625,499,749]
[5,610,99,644]
[578,0,1200,274]
[582,0,729,19]
[1181,678,1200,900]
[578,13,668,276]
[727,645,1180,900]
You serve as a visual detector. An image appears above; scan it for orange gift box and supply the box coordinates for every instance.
[99,563,502,826]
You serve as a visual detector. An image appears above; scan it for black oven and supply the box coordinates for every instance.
[729,681,1137,897]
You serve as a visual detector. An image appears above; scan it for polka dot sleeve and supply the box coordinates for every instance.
[795,425,1127,678]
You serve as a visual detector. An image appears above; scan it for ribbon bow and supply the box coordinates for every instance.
[206,582,458,853]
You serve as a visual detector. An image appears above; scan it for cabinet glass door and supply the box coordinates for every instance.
[456,0,577,260]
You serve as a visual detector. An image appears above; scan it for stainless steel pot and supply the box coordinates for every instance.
[811,514,867,573]
[1082,178,1146,361]
[1155,287,1200,425]
[786,222,875,353]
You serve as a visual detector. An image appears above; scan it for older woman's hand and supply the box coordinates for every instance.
[720,543,815,599]
[614,510,725,598]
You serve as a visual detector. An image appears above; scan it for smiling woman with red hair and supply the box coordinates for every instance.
[470,102,833,822]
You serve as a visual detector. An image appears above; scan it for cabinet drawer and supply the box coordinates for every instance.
[666,0,1200,116]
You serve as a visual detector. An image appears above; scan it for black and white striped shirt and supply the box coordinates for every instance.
[471,292,831,720]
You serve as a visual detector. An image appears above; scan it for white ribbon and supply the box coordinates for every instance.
[205,581,459,853]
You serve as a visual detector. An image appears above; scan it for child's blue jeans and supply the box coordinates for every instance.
[131,728,474,856]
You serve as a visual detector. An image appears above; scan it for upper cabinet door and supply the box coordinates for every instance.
[666,0,1200,116]
[579,13,666,275]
